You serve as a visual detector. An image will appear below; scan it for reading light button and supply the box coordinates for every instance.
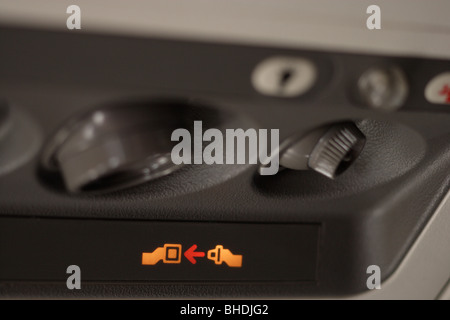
[251,56,317,97]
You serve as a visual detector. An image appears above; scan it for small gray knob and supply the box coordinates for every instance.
[358,66,409,112]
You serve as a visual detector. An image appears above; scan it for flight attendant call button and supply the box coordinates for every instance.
[425,72,450,105]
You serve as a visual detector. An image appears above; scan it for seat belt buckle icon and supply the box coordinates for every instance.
[207,245,242,267]
[142,243,182,265]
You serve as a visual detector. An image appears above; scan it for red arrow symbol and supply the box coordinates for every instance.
[184,244,205,264]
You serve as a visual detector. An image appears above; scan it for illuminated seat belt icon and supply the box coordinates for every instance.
[207,245,242,268]
[142,244,182,265]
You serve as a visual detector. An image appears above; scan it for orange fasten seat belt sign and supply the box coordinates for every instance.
[142,243,242,267]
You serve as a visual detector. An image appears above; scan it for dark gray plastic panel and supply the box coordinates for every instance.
[0,25,449,298]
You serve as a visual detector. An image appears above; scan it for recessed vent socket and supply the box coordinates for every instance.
[40,99,205,194]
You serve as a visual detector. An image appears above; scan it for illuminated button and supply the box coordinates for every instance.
[207,245,243,268]
[142,243,182,265]
[251,56,317,97]
[425,72,450,105]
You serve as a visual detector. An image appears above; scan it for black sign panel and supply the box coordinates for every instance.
[0,218,319,282]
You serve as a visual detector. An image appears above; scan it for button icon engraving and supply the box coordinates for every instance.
[252,56,317,97]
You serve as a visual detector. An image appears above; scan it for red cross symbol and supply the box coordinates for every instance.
[438,84,450,103]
